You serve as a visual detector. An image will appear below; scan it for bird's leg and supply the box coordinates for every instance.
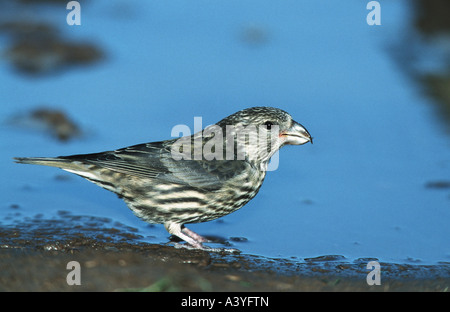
[181,226,209,243]
[164,222,240,254]
[164,221,204,249]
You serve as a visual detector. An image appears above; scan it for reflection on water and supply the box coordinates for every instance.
[391,0,450,132]
[0,1,103,75]
[7,107,82,142]
[0,18,103,75]
[1,1,449,264]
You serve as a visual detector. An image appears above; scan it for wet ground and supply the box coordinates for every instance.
[1,211,448,292]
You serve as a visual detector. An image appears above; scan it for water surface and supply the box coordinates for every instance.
[1,0,449,265]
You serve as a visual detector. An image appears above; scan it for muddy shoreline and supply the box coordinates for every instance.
[0,213,449,292]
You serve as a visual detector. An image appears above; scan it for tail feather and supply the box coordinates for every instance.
[14,157,82,171]
[14,156,118,192]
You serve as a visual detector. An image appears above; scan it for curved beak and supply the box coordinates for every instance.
[282,120,313,145]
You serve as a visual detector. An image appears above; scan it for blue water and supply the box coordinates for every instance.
[1,1,449,264]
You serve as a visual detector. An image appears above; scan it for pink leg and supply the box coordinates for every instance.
[165,222,205,249]
[164,221,240,253]
[182,226,209,243]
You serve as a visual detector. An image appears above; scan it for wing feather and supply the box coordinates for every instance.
[60,141,252,190]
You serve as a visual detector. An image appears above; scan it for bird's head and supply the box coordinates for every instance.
[214,106,312,165]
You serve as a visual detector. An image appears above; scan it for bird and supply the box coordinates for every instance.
[14,107,312,251]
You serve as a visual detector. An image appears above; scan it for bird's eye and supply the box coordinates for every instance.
[264,121,273,130]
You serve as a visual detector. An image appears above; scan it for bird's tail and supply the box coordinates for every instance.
[14,157,82,171]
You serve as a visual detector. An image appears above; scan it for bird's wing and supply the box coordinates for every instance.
[61,141,252,191]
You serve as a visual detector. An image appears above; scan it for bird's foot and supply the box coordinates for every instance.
[173,242,240,254]
[165,222,240,254]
